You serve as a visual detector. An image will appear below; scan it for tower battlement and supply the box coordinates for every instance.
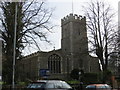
[61,13,86,25]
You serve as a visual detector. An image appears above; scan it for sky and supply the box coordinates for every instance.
[23,0,120,55]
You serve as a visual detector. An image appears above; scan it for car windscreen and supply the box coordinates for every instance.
[27,82,45,88]
[60,81,72,88]
[86,85,96,88]
[105,85,111,88]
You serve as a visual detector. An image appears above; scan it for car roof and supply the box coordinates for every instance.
[32,80,64,83]
[88,84,109,86]
[86,84,111,87]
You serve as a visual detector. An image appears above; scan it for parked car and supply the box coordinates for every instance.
[26,80,74,90]
[86,84,112,90]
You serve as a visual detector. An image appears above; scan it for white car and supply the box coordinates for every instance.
[27,80,74,90]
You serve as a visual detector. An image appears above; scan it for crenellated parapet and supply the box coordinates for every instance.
[61,13,86,25]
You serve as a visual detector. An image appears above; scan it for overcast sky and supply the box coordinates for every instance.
[23,0,120,55]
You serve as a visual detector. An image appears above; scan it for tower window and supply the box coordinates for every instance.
[48,54,61,73]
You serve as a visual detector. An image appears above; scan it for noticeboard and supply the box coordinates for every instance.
[39,69,50,77]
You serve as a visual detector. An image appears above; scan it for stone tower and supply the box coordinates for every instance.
[61,13,89,72]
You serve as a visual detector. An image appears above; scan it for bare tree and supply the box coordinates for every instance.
[118,26,120,61]
[0,1,54,84]
[83,1,117,72]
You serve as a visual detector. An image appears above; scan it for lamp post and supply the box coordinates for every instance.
[12,3,17,89]
[79,71,81,81]
[79,71,83,90]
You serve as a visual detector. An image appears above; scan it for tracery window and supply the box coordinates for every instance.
[48,54,61,73]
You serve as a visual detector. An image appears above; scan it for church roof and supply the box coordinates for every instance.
[21,49,62,60]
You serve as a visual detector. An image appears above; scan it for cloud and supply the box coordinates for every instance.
[47,0,83,3]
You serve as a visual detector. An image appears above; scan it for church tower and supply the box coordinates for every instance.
[61,14,89,72]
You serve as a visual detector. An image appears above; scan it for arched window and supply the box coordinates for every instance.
[48,54,61,73]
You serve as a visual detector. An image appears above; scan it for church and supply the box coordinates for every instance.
[17,13,100,81]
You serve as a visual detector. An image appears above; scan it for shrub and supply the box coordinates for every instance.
[83,73,99,84]
[70,69,80,80]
